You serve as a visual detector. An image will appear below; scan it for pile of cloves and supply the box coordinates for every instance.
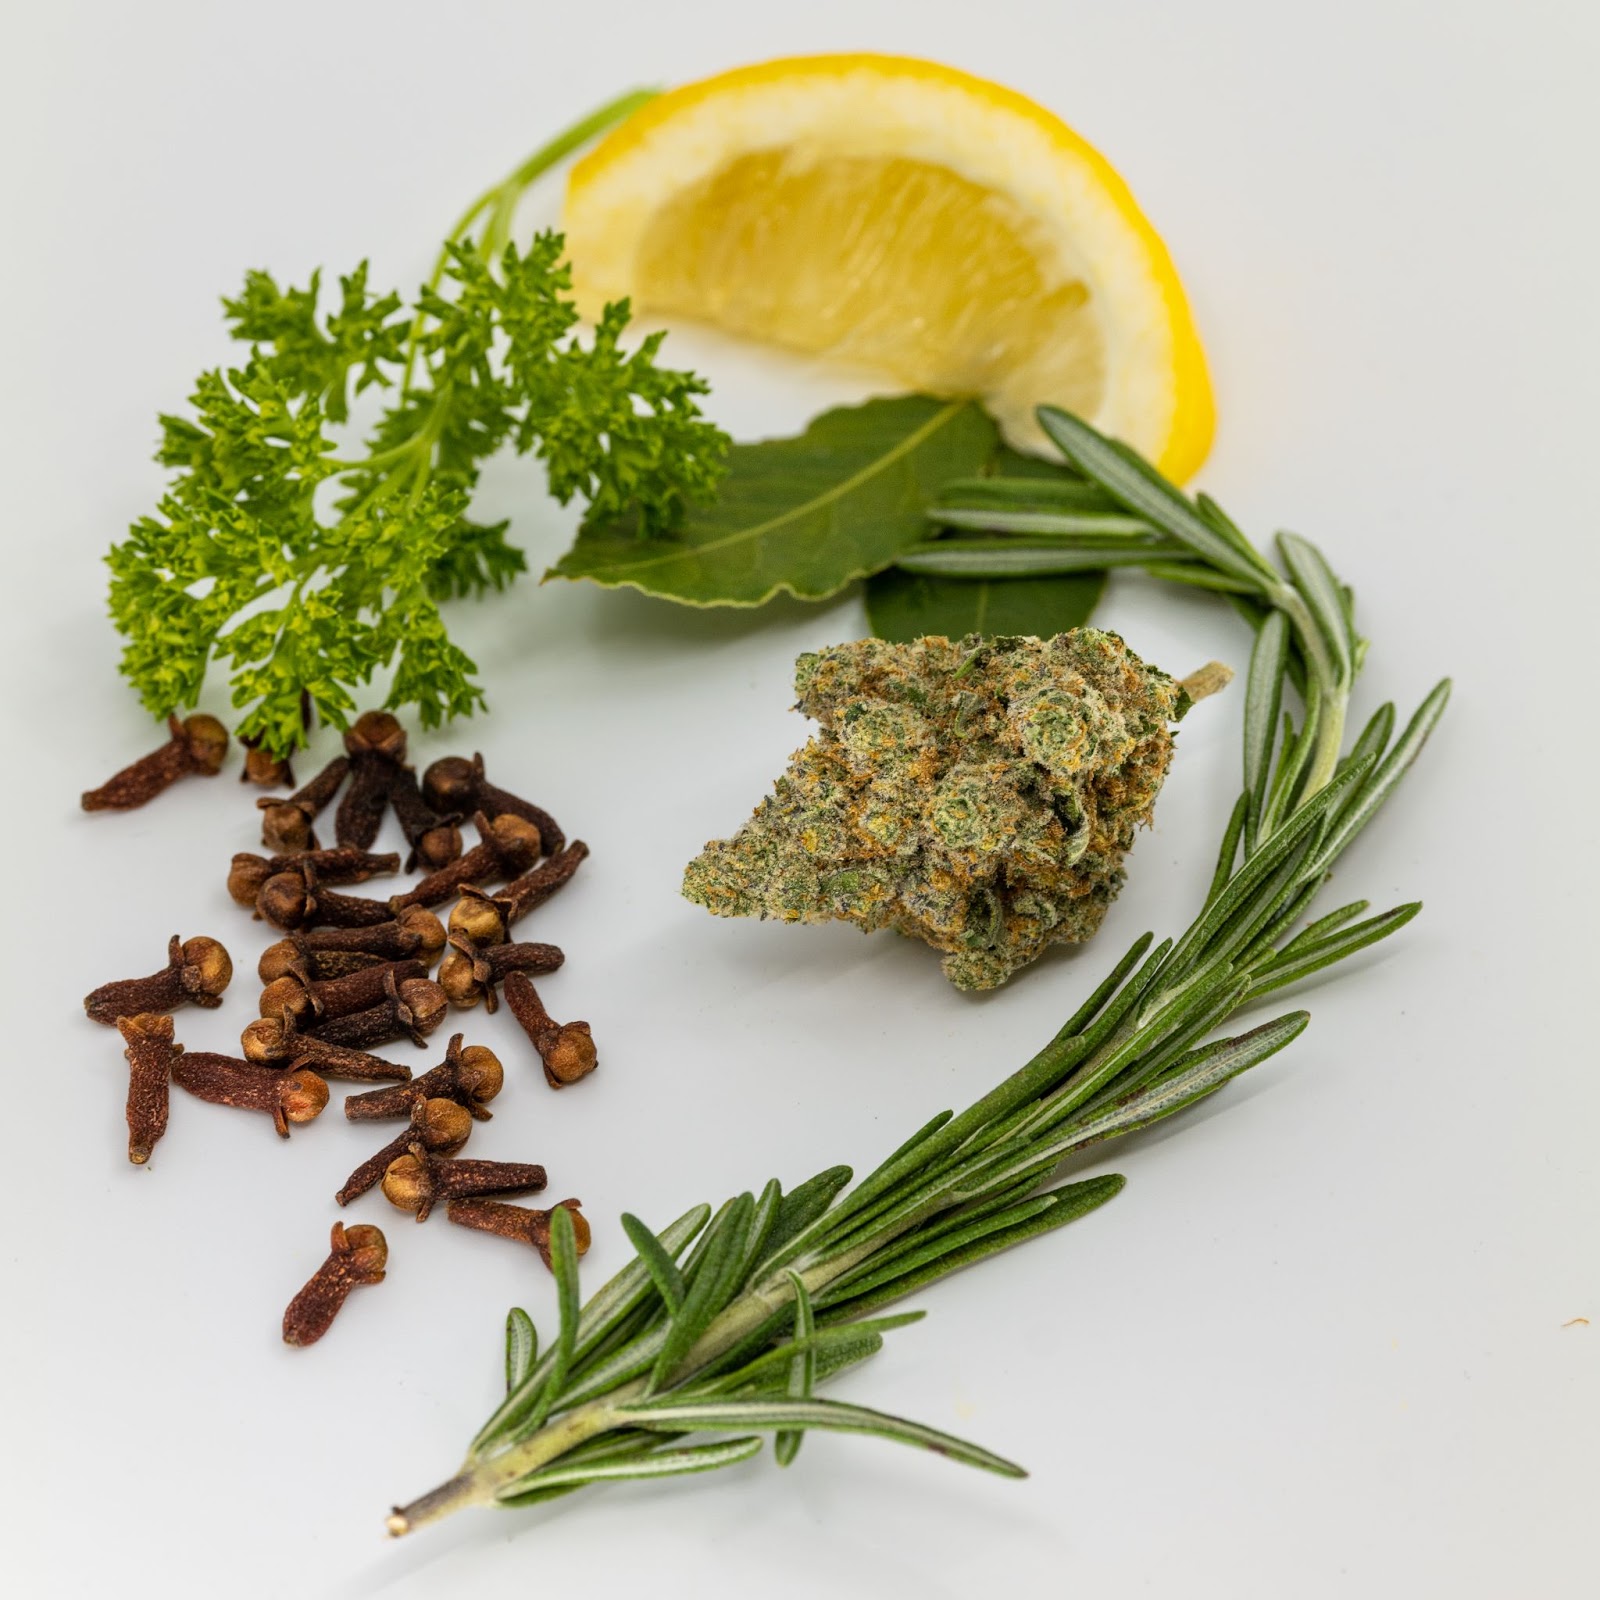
[81,710,599,1348]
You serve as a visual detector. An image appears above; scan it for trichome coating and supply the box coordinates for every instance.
[683,629,1186,989]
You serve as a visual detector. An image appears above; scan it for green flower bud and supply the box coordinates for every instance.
[683,629,1187,989]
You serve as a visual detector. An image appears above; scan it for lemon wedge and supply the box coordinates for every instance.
[562,54,1214,478]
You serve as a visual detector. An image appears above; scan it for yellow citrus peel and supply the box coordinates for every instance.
[563,54,1214,478]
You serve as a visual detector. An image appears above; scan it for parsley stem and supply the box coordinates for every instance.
[399,86,661,397]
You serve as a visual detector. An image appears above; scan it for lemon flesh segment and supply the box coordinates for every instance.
[635,150,1110,443]
[563,55,1214,477]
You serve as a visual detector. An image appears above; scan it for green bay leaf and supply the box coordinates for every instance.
[864,567,1106,642]
[544,396,997,606]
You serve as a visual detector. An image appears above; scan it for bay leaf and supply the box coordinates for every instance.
[865,567,1106,643]
[544,396,997,606]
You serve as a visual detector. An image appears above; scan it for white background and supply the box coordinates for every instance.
[2,2,1596,1595]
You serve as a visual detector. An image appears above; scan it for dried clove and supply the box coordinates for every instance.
[240,1016,412,1082]
[382,1147,547,1222]
[423,753,566,857]
[503,972,597,1089]
[337,1097,473,1205]
[171,1052,329,1137]
[389,813,543,912]
[84,935,233,1025]
[343,1034,503,1123]
[259,958,428,1030]
[258,754,349,854]
[228,847,399,908]
[336,711,407,849]
[258,942,386,985]
[82,713,230,811]
[387,766,462,872]
[255,864,397,933]
[254,911,446,983]
[447,887,514,950]
[444,1198,589,1270]
[438,935,564,1013]
[282,1222,387,1346]
[116,1012,181,1164]
[303,973,447,1051]
[447,840,590,948]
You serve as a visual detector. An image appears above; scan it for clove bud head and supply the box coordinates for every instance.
[180,936,233,1002]
[260,975,316,1028]
[396,906,447,960]
[257,940,306,984]
[486,812,543,861]
[228,853,275,906]
[421,756,479,816]
[397,977,449,1037]
[346,710,406,761]
[448,888,508,950]
[457,1044,504,1105]
[379,1152,431,1214]
[255,870,314,930]
[259,802,313,855]
[240,1016,293,1065]
[415,1096,473,1154]
[544,1023,598,1087]
[180,714,231,774]
[342,1223,389,1276]
[242,743,292,786]
[414,822,463,872]
[437,946,483,1008]
[281,1068,330,1124]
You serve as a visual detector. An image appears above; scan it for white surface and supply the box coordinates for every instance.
[2,3,1596,1596]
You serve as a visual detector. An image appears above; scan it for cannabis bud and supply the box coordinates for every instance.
[682,630,1191,990]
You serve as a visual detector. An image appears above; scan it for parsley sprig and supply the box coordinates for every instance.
[106,92,725,757]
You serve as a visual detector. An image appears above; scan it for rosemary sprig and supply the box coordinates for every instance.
[387,408,1448,1537]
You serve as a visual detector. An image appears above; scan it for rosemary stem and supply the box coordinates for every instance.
[392,1397,626,1535]
[400,1246,895,1531]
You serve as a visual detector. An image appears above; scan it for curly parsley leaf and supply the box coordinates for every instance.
[108,234,728,755]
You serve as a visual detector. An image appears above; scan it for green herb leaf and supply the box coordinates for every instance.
[700,1312,923,1396]
[620,1213,686,1315]
[496,1436,763,1502]
[618,1395,1026,1478]
[817,1178,1125,1324]
[1244,902,1422,998]
[107,97,725,756]
[650,1193,755,1393]
[1036,405,1271,588]
[525,1206,582,1432]
[470,1202,709,1461]
[774,1271,816,1466]
[756,1166,854,1271]
[547,396,997,605]
[867,436,1126,642]
[865,567,1105,643]
[1243,610,1289,848]
[504,1309,537,1394]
